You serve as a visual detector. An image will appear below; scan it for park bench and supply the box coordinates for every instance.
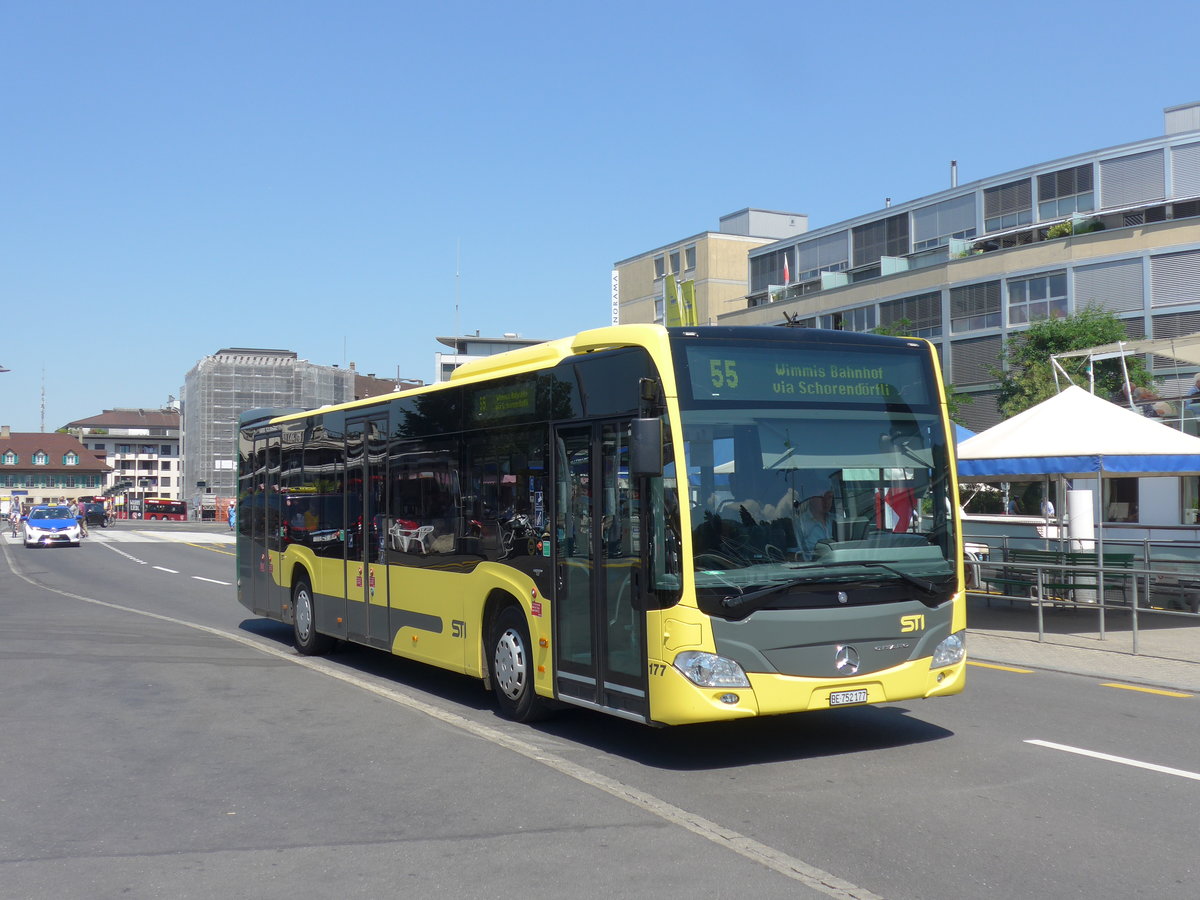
[983,547,1136,606]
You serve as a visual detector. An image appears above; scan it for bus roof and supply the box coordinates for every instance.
[252,325,931,430]
[263,324,677,428]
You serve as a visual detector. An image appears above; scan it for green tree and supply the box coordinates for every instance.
[993,305,1151,418]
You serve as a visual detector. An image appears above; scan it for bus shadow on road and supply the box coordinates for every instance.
[535,704,955,770]
[238,618,954,768]
[238,618,496,713]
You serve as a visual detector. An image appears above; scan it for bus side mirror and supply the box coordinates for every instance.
[630,418,663,477]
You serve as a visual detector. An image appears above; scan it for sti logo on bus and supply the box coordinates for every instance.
[900,614,925,633]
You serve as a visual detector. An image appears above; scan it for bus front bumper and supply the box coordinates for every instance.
[649,655,966,726]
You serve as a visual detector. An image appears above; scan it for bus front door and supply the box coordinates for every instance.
[346,416,390,648]
[553,422,648,721]
[248,433,285,618]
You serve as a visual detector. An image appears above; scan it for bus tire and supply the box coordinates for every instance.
[489,605,545,722]
[293,578,333,656]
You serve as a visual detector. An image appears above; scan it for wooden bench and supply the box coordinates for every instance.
[983,548,1136,605]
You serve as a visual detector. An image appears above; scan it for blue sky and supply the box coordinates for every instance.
[2,0,1197,432]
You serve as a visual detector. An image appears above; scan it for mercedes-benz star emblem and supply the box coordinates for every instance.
[834,645,860,675]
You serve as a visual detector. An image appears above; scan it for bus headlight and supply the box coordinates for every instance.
[673,651,751,688]
[931,630,966,668]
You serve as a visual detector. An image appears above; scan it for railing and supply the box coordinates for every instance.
[965,534,1200,655]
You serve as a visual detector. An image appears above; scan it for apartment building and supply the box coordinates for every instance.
[65,407,180,511]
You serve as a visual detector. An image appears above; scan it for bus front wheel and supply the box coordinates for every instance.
[489,606,545,722]
[293,578,333,656]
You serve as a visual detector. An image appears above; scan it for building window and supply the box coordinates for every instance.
[880,291,943,337]
[33,451,49,466]
[161,445,173,455]
[669,250,681,273]
[1008,272,1068,325]
[161,477,171,487]
[653,255,665,278]
[950,281,1002,333]
[117,444,131,454]
[63,452,79,466]
[1038,164,1094,220]
[684,245,696,270]
[793,232,849,283]
[160,460,172,470]
[141,444,155,455]
[1,452,16,465]
[1104,477,1139,523]
[984,178,1033,232]
[852,213,908,268]
[654,297,664,324]
[912,195,977,251]
[749,248,792,291]
[820,306,876,332]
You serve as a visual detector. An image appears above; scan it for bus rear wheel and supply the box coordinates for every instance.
[293,578,333,656]
[489,605,545,722]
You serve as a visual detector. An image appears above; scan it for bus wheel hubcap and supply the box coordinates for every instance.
[494,628,527,699]
[296,592,312,640]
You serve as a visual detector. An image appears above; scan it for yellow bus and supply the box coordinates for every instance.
[237,325,966,725]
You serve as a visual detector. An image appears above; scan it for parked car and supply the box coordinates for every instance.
[83,502,108,527]
[23,505,82,548]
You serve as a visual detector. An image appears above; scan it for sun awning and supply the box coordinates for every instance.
[1053,332,1200,366]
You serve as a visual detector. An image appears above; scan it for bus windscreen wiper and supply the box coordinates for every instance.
[721,561,946,614]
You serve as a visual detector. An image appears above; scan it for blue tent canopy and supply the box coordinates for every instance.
[956,386,1200,479]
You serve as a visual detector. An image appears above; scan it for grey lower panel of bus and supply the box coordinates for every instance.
[710,598,952,678]
[556,671,648,723]
[315,593,444,646]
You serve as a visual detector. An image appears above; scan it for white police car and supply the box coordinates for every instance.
[23,505,83,548]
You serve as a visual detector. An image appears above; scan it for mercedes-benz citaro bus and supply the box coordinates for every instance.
[236,325,966,726]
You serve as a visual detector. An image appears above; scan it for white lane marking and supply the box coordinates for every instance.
[89,530,235,544]
[1,542,880,900]
[1026,739,1200,782]
[153,566,179,574]
[98,542,147,565]
[193,576,231,585]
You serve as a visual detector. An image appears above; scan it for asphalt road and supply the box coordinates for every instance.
[2,522,1197,899]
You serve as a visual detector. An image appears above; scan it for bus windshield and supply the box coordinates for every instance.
[673,335,956,613]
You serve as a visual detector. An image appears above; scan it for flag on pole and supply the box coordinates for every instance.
[782,252,790,285]
[664,275,682,326]
[680,279,697,326]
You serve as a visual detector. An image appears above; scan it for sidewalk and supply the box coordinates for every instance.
[967,594,1200,693]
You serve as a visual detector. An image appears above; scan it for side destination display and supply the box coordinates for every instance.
[684,344,932,406]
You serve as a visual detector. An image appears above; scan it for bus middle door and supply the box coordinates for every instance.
[345,416,390,649]
[553,421,648,721]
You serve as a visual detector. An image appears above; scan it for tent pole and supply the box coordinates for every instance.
[1119,351,1135,412]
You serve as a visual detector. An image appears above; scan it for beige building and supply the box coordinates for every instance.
[612,209,807,326]
[66,407,181,511]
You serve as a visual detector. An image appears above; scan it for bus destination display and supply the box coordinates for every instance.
[685,345,931,405]
[472,381,537,421]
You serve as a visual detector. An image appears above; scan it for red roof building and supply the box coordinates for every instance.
[0,425,111,510]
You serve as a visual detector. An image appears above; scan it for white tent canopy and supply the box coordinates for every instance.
[957,385,1200,478]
